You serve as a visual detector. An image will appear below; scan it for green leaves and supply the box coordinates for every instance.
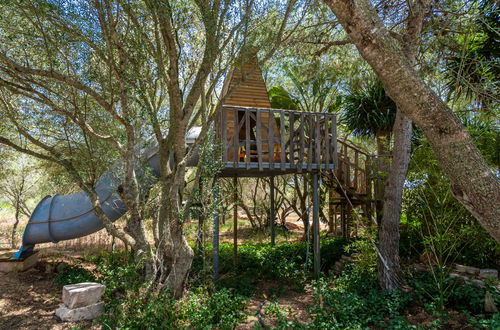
[340,80,397,138]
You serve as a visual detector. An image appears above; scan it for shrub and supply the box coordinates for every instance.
[309,265,412,328]
[53,263,95,286]
[85,250,248,329]
[407,269,500,315]
[100,290,178,329]
[193,238,346,290]
[180,287,247,329]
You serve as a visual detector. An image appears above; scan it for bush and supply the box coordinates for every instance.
[180,287,247,329]
[309,265,412,328]
[193,238,346,290]
[100,290,178,329]
[84,250,248,329]
[53,263,95,286]
[407,269,500,315]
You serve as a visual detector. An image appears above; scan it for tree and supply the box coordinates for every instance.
[377,0,430,290]
[324,0,500,243]
[0,152,40,248]
[0,0,299,297]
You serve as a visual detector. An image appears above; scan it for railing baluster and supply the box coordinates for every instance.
[280,111,285,171]
[256,109,263,171]
[332,115,338,170]
[269,110,274,169]
[298,112,305,173]
[245,109,250,170]
[325,114,330,168]
[315,113,321,167]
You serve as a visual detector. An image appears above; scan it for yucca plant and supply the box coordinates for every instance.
[341,80,397,159]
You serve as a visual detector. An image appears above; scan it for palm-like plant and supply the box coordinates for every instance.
[341,80,397,158]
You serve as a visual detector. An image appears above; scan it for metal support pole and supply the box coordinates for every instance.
[233,176,238,266]
[312,174,320,279]
[270,176,276,246]
[212,179,220,281]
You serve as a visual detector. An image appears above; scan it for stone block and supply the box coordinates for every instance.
[449,273,467,281]
[62,282,105,309]
[455,264,480,275]
[0,251,39,272]
[56,302,104,322]
[479,269,498,279]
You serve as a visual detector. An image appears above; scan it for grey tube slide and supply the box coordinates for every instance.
[13,127,201,259]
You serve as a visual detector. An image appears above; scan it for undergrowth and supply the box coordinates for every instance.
[51,237,499,329]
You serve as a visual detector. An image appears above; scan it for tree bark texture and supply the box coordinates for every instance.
[377,0,429,290]
[324,0,500,242]
[378,112,412,289]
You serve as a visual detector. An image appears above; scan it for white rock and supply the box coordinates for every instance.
[62,282,105,309]
[56,302,104,322]
[455,264,480,275]
[479,269,498,280]
[449,273,467,280]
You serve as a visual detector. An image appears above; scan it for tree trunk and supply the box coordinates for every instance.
[377,0,429,290]
[378,112,412,289]
[324,0,500,243]
[374,132,391,224]
[164,232,194,298]
[11,201,20,249]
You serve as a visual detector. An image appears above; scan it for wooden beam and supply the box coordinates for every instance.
[269,110,274,169]
[256,109,263,171]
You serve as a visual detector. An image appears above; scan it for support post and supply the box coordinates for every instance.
[270,176,276,246]
[233,176,238,266]
[313,174,320,279]
[212,180,220,281]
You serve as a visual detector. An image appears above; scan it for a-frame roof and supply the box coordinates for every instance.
[221,56,272,108]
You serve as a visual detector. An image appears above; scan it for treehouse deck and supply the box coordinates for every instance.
[217,106,337,177]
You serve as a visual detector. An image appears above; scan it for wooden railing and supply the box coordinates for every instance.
[217,106,337,172]
[335,140,372,196]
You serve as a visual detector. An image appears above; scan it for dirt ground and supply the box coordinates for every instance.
[0,250,315,330]
[0,254,97,330]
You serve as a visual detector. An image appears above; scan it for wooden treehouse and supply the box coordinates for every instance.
[210,55,378,279]
[217,56,337,177]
